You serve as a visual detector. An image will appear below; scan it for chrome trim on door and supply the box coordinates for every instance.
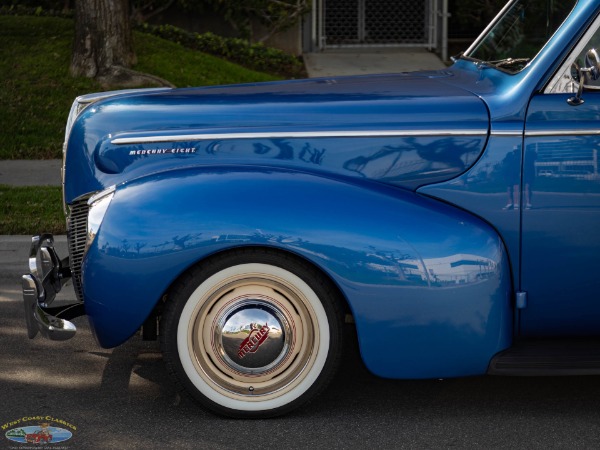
[525,129,600,137]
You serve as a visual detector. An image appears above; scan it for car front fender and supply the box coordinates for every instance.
[82,166,512,378]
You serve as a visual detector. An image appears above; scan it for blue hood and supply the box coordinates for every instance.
[64,71,489,202]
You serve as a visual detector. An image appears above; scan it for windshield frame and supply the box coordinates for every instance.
[462,0,579,74]
[464,1,516,57]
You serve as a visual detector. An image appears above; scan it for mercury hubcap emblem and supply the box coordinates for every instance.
[215,299,291,375]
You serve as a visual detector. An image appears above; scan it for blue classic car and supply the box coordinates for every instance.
[23,0,600,417]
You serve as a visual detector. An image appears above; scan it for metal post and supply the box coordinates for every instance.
[358,0,365,44]
[319,0,325,50]
[312,0,317,50]
[428,0,435,51]
[442,0,448,62]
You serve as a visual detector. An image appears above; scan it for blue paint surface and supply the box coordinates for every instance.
[83,168,511,377]
[64,0,600,378]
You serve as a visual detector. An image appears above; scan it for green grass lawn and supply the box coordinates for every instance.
[0,15,278,160]
[0,185,65,234]
[0,15,282,234]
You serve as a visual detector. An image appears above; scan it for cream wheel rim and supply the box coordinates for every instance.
[177,263,330,411]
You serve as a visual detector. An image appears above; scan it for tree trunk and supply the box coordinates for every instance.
[70,0,136,79]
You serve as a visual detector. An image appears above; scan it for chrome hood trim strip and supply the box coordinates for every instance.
[111,129,488,145]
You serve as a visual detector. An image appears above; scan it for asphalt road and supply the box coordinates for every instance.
[2,238,600,449]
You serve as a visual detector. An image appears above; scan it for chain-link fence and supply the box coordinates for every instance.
[319,0,445,50]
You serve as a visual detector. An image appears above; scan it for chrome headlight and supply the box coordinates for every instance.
[86,186,116,252]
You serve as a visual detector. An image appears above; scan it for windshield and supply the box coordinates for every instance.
[465,0,578,73]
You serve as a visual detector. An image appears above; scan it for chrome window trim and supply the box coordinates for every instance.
[545,11,600,94]
[111,130,488,145]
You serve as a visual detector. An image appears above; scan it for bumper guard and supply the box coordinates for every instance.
[22,234,85,341]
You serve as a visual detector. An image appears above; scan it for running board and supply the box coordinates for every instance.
[488,339,600,376]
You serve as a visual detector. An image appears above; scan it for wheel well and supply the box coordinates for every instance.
[143,245,354,341]
[169,245,351,319]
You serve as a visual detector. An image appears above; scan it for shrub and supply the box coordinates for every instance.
[137,23,306,79]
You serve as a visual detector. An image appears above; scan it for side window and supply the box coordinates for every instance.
[546,14,600,93]
[573,29,600,88]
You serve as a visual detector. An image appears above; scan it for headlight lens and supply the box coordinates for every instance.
[86,186,116,252]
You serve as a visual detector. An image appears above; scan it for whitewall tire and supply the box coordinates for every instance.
[161,249,343,418]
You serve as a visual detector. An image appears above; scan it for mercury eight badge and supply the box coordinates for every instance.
[23,0,600,418]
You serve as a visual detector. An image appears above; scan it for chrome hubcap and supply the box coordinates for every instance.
[216,299,292,375]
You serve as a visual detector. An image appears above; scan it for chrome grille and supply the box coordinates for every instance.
[67,198,89,302]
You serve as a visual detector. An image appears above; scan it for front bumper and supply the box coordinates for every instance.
[22,234,85,341]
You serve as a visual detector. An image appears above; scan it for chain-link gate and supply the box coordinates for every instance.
[314,0,447,55]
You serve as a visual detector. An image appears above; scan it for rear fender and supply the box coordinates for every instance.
[83,166,511,378]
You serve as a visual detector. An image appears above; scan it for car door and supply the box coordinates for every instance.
[520,24,600,336]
